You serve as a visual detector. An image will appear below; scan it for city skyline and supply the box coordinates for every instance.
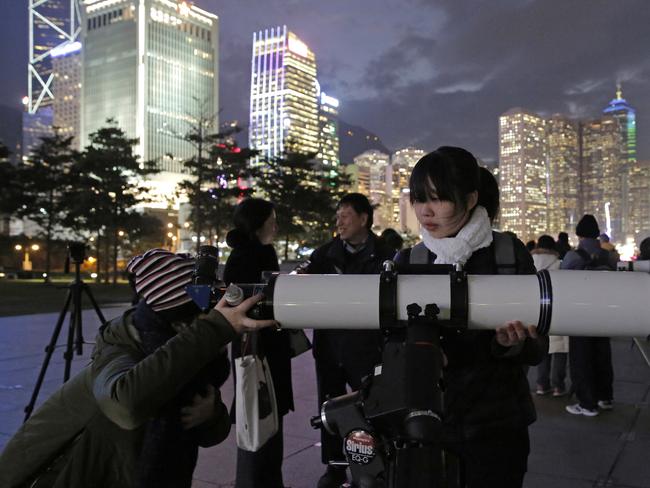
[1,0,649,162]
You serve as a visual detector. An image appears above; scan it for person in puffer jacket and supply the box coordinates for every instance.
[531,235,568,397]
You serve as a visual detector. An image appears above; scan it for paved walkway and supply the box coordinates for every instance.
[0,307,648,487]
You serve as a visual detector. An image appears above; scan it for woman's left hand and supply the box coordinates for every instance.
[181,384,217,430]
[495,320,538,347]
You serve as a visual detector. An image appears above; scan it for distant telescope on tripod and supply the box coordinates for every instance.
[24,241,107,422]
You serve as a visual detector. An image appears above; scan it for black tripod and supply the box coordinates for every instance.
[24,256,106,421]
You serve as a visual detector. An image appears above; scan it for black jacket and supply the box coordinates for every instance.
[223,234,294,416]
[395,237,547,441]
[306,233,394,368]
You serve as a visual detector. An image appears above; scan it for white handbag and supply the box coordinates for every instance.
[235,333,279,451]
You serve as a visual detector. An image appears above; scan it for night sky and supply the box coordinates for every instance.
[2,0,649,162]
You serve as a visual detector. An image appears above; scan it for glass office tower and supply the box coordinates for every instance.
[499,108,548,242]
[81,0,219,202]
[249,26,319,163]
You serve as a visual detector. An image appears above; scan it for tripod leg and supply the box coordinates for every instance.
[82,282,106,324]
[73,282,84,356]
[633,338,650,369]
[24,290,73,422]
[63,289,78,382]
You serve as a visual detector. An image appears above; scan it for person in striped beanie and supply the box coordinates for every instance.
[0,248,277,488]
[127,248,198,319]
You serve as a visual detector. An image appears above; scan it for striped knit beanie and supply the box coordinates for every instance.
[127,249,195,312]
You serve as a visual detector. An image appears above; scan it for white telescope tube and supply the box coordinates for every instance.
[272,271,650,337]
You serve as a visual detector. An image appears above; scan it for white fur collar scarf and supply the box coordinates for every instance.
[420,206,493,265]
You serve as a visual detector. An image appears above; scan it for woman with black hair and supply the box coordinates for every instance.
[223,198,293,488]
[395,147,548,488]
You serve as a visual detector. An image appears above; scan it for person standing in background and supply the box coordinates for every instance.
[223,198,293,488]
[306,193,393,488]
[562,215,615,417]
[531,235,568,397]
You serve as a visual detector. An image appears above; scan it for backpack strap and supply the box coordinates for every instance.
[409,242,430,264]
[575,248,591,267]
[492,231,517,275]
[410,233,517,272]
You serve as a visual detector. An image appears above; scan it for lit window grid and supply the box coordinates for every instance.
[249,26,320,163]
[82,0,218,174]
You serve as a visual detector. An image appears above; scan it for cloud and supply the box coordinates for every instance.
[190,0,650,161]
[342,0,650,159]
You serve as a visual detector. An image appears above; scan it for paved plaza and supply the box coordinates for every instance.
[0,305,649,487]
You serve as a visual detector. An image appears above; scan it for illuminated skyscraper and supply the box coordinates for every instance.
[353,149,390,230]
[389,147,425,230]
[498,108,548,242]
[628,160,650,241]
[28,0,81,114]
[249,27,319,162]
[81,0,219,202]
[52,42,82,149]
[317,91,340,168]
[546,114,579,235]
[603,84,636,164]
[24,0,81,159]
[602,84,637,239]
[580,116,624,238]
[392,147,425,170]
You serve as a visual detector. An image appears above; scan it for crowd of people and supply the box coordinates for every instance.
[0,145,647,488]
[526,217,650,418]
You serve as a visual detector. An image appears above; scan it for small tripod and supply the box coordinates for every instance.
[24,243,107,421]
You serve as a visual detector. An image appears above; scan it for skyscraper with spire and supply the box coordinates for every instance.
[603,84,636,164]
[601,84,637,238]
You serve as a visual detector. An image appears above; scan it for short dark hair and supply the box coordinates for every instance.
[337,193,373,229]
[380,228,404,252]
[232,198,275,240]
[409,146,480,212]
[537,234,556,250]
[477,167,499,223]
[558,232,569,243]
[640,237,650,260]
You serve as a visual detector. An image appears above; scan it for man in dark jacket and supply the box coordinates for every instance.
[306,193,394,488]
[562,215,615,417]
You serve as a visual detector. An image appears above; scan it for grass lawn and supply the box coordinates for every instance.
[0,280,134,317]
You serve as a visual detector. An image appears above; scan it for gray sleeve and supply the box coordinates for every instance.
[560,250,582,270]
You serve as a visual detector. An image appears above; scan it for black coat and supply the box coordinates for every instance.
[223,236,294,416]
[395,237,547,441]
[306,233,394,369]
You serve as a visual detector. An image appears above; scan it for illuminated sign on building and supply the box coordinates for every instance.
[320,92,339,108]
[51,41,82,58]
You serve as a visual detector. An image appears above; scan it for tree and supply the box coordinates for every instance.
[177,112,259,252]
[13,132,79,279]
[0,142,21,217]
[69,120,158,283]
[257,153,350,260]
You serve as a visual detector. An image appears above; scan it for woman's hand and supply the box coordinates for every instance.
[495,320,538,348]
[214,293,278,334]
[181,384,216,430]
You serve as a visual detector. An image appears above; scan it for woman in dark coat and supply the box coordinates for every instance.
[395,147,548,488]
[223,198,293,488]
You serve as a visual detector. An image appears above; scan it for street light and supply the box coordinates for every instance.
[14,242,38,271]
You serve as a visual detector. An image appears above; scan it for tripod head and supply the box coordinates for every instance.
[64,241,88,280]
